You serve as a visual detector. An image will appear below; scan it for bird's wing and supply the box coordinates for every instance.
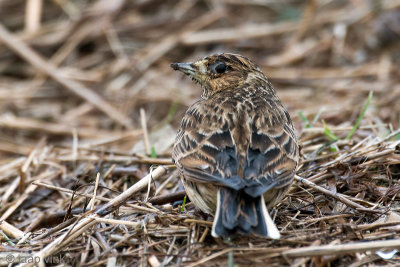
[173,101,246,190]
[173,100,298,197]
[244,115,298,197]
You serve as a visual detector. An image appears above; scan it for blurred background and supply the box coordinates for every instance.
[0,0,399,159]
[1,0,400,265]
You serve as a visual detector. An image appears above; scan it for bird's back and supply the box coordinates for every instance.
[173,86,298,189]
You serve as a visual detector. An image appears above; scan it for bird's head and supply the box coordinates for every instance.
[171,53,265,99]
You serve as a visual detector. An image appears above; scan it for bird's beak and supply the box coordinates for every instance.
[170,63,197,76]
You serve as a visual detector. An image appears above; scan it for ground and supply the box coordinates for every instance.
[0,1,400,266]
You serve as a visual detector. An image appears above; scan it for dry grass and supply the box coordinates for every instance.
[1,0,400,266]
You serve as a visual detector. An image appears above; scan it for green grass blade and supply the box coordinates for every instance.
[228,251,234,267]
[345,91,373,140]
[180,195,187,212]
[167,101,179,123]
[311,107,325,127]
[322,120,339,141]
[1,231,15,246]
[151,146,157,158]
[298,111,310,128]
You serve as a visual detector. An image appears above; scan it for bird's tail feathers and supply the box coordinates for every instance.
[211,188,280,239]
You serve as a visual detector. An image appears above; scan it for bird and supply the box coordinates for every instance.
[171,53,299,239]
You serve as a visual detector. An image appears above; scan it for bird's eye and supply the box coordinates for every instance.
[210,62,227,74]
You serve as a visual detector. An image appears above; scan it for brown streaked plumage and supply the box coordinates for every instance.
[171,53,299,238]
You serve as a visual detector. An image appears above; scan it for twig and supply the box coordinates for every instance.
[0,220,24,239]
[25,0,42,33]
[87,216,141,228]
[186,248,232,267]
[184,219,213,227]
[295,175,366,211]
[32,181,161,213]
[90,173,100,211]
[149,190,186,205]
[282,239,400,257]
